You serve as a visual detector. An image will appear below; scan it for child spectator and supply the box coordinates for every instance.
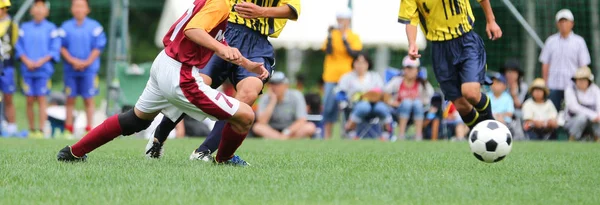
[0,0,19,136]
[58,0,106,135]
[522,78,558,140]
[501,59,528,112]
[15,0,60,138]
[385,56,433,140]
[564,66,600,141]
[487,73,514,125]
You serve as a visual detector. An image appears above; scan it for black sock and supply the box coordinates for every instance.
[197,120,226,153]
[154,114,185,143]
[460,108,480,130]
[474,93,494,121]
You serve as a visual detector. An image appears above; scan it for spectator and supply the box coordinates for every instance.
[337,53,390,138]
[0,0,19,136]
[539,9,591,110]
[321,7,362,139]
[487,73,514,125]
[522,78,558,140]
[253,72,316,139]
[16,0,60,138]
[444,102,469,141]
[385,56,434,140]
[564,66,600,141]
[59,0,106,136]
[501,59,528,112]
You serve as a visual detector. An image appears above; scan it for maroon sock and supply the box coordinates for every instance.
[71,115,122,157]
[215,123,247,162]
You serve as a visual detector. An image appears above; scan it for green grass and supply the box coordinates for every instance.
[1,139,599,204]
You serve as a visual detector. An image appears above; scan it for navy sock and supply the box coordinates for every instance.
[460,108,480,130]
[474,93,494,121]
[197,120,226,153]
[154,114,184,143]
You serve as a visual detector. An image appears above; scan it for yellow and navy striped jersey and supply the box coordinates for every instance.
[398,0,480,41]
[228,0,301,38]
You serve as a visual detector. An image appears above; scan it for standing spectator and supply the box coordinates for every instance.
[337,53,390,138]
[487,73,514,126]
[0,0,19,136]
[253,72,317,140]
[58,0,106,135]
[321,7,362,139]
[16,0,60,138]
[539,9,591,110]
[522,78,558,140]
[385,56,434,140]
[564,67,600,141]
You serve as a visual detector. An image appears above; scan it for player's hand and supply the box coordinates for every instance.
[242,60,269,80]
[235,2,266,19]
[408,44,421,60]
[486,21,502,40]
[217,46,242,62]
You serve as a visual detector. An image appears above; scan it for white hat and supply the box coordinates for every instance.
[336,7,352,19]
[555,9,574,22]
[402,56,420,68]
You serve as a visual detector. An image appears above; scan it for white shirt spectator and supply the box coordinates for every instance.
[337,71,383,101]
[539,32,591,90]
[522,99,558,121]
[564,84,600,120]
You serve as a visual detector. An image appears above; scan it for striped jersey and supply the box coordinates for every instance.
[228,0,301,38]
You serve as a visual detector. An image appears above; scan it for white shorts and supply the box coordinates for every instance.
[135,50,240,122]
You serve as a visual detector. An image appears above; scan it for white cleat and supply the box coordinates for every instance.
[145,137,164,159]
[189,149,213,162]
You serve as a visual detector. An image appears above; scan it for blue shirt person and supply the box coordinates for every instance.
[14,0,60,137]
[487,74,515,124]
[58,0,106,134]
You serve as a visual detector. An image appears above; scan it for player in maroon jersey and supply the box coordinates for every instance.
[56,0,268,166]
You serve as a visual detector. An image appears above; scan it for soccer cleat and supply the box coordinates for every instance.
[145,137,164,159]
[57,146,87,162]
[189,149,214,162]
[215,155,250,167]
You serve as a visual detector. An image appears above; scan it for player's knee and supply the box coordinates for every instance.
[461,86,481,104]
[118,109,153,136]
[231,105,255,132]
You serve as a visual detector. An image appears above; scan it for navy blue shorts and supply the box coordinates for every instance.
[201,24,275,90]
[431,31,487,101]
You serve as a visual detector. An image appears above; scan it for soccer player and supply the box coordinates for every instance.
[16,0,60,138]
[145,0,300,162]
[0,0,19,136]
[398,0,502,129]
[57,0,269,166]
[58,0,106,136]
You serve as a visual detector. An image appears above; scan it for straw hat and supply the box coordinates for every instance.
[571,66,594,82]
[528,78,549,96]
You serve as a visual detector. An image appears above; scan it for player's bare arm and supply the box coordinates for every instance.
[406,24,420,60]
[234,2,298,20]
[479,0,502,40]
[184,28,268,80]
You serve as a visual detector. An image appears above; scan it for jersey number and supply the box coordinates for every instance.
[170,4,196,41]
[215,92,234,108]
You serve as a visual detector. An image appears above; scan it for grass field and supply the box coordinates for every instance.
[1,138,599,204]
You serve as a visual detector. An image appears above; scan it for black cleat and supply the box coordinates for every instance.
[57,146,87,162]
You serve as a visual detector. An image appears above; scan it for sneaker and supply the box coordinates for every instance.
[29,131,44,139]
[214,155,250,167]
[189,149,214,162]
[57,146,87,162]
[145,137,164,159]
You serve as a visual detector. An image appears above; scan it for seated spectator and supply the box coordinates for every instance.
[444,102,469,141]
[337,53,391,138]
[522,78,558,140]
[252,72,317,139]
[385,56,433,140]
[564,66,600,141]
[501,60,527,139]
[487,73,515,125]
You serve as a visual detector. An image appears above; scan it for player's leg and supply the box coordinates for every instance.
[80,75,99,132]
[64,75,77,134]
[458,32,494,124]
[1,68,17,135]
[431,41,480,130]
[23,77,37,132]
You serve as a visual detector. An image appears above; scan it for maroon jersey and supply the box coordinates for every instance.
[163,0,229,68]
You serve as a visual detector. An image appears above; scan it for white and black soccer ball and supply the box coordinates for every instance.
[468,120,512,163]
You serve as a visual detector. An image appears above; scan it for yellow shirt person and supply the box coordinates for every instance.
[322,8,362,83]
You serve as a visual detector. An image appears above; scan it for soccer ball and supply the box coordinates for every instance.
[468,120,513,163]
